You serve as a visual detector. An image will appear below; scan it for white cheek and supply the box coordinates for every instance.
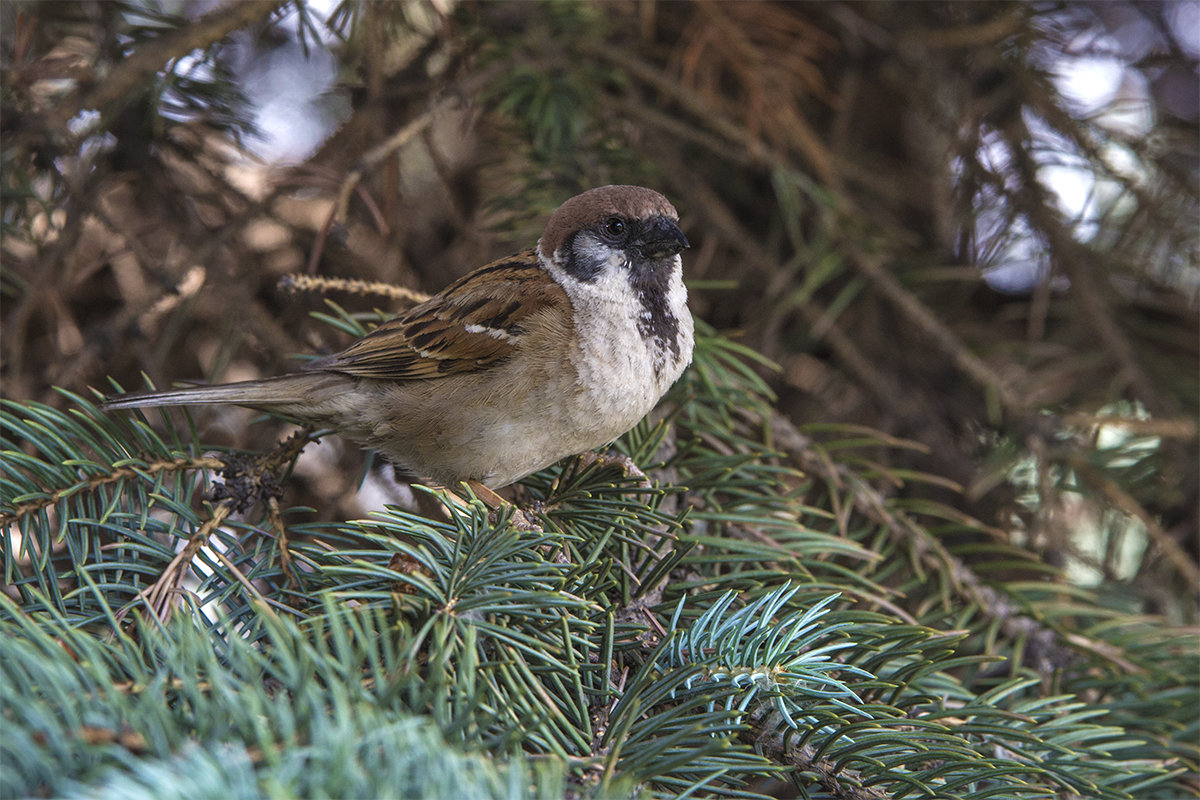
[547,238,641,326]
[577,235,628,275]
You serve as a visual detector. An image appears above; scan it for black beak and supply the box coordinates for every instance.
[636,217,689,259]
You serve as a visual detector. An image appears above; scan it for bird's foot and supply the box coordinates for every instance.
[574,451,651,489]
[460,480,544,532]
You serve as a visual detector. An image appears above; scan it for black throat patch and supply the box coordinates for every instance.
[629,260,681,372]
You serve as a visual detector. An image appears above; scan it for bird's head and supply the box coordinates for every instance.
[538,185,689,291]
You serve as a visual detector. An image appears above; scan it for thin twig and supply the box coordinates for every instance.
[743,708,890,800]
[266,495,297,589]
[210,543,281,621]
[332,102,454,228]
[1002,118,1166,415]
[128,499,234,624]
[308,64,504,273]
[114,431,312,625]
[278,273,431,305]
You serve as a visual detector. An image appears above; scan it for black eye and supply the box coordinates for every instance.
[603,216,626,238]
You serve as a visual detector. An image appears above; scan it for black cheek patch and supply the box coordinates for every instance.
[562,231,604,283]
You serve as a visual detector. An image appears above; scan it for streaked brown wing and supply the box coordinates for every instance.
[309,250,563,381]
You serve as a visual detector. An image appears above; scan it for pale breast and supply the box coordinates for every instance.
[563,265,694,438]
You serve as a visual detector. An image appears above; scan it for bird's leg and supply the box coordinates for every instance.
[412,484,453,522]
[444,480,543,532]
[574,451,652,490]
[463,480,507,508]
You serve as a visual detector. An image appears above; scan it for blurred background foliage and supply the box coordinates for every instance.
[2,1,1197,798]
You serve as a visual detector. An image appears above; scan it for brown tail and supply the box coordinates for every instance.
[101,373,340,412]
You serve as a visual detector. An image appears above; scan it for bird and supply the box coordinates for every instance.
[103,185,694,489]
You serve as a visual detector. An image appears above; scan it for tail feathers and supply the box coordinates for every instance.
[101,374,331,412]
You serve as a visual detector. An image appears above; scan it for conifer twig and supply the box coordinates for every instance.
[115,431,313,624]
[125,499,234,624]
[0,455,224,529]
[307,63,503,274]
[743,708,890,800]
[842,242,1025,417]
[765,408,1136,676]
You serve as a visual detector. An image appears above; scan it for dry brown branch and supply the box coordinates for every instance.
[598,45,784,171]
[353,117,437,180]
[278,274,431,305]
[113,430,313,625]
[898,7,1027,50]
[264,495,296,588]
[614,97,755,169]
[125,499,234,624]
[210,542,281,620]
[999,119,1169,415]
[622,37,1031,424]
[306,65,502,274]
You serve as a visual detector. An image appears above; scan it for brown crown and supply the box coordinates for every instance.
[539,185,679,259]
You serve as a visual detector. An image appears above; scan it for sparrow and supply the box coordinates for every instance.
[102,185,694,489]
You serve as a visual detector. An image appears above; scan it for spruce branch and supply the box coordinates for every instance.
[0,331,1184,797]
[0,453,222,530]
[1,5,1194,795]
[125,497,233,624]
[840,243,1025,418]
[119,429,313,624]
[763,408,1136,680]
[1001,120,1165,416]
[741,709,890,800]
